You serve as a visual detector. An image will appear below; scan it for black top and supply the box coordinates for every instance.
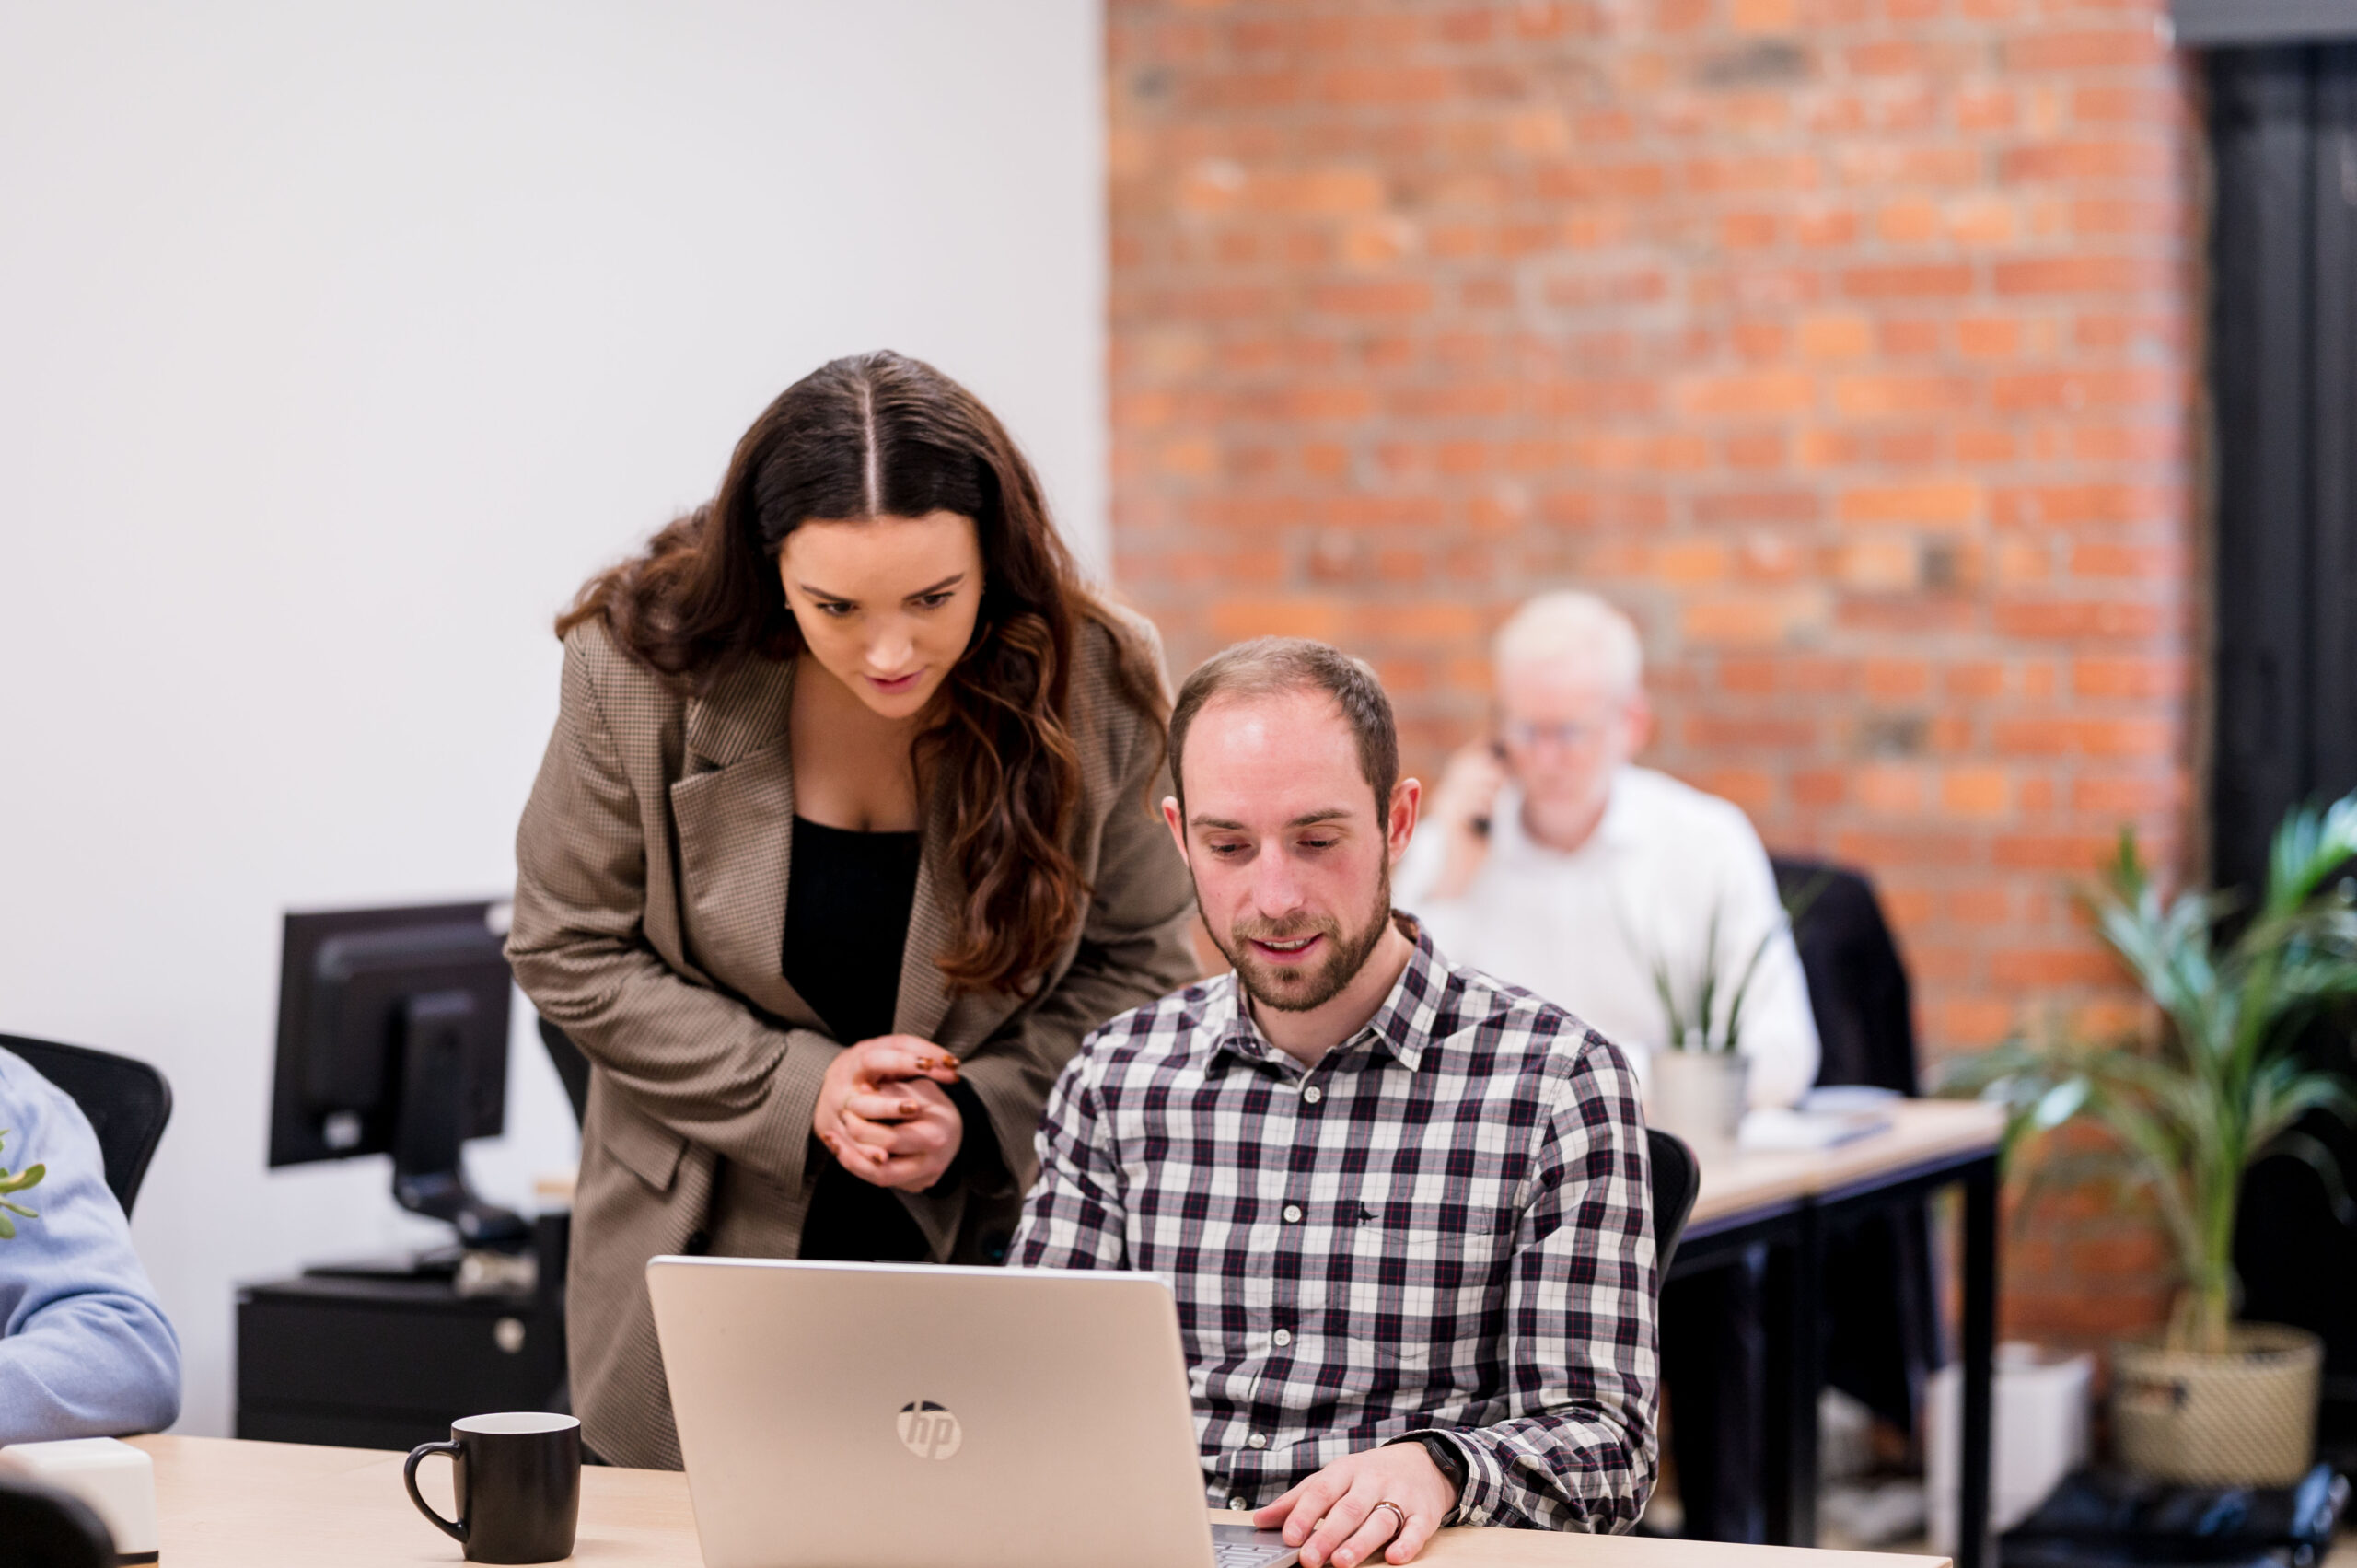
[783,817,1000,1262]
[783,817,923,1051]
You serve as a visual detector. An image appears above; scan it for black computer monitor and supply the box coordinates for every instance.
[268,900,528,1251]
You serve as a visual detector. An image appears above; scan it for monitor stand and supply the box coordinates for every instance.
[308,991,533,1281]
[392,989,531,1251]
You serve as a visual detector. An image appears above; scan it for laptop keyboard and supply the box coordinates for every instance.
[1208,1525,1301,1568]
[1212,1543,1298,1568]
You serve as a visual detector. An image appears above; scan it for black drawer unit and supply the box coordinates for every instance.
[236,1224,570,1451]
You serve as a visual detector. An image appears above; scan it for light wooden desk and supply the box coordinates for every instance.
[1664,1101,2004,1568]
[1685,1100,2004,1229]
[125,1434,1947,1568]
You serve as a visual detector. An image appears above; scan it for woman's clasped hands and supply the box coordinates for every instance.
[812,1035,965,1192]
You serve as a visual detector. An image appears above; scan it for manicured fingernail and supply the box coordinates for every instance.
[900,1101,921,1117]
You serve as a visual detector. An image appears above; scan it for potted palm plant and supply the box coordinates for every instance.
[1952,793,2357,1485]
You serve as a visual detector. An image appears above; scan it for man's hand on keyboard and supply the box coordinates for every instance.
[1253,1442,1457,1568]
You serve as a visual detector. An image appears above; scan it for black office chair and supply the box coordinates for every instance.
[1770,855,1941,1443]
[1646,1128,1699,1277]
[0,1473,117,1568]
[0,1034,173,1218]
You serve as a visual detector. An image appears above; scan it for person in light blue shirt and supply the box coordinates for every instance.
[0,1046,180,1444]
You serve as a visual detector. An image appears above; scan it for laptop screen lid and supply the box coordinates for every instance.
[648,1256,1219,1568]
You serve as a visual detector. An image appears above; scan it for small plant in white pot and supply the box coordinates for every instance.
[1952,793,2357,1485]
[1640,880,1822,1149]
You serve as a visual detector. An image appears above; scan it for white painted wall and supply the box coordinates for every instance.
[0,0,1105,1437]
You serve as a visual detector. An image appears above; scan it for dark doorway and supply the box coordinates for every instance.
[2209,43,2357,885]
[2206,41,2357,1466]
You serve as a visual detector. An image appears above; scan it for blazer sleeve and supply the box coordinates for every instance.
[954,707,1200,1194]
[506,631,841,1191]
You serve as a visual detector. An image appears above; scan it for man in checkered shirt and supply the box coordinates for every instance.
[1012,638,1659,1568]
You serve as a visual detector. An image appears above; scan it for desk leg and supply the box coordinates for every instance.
[1959,1159,1999,1568]
[1761,1206,1822,1547]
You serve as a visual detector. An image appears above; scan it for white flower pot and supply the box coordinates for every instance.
[1650,1049,1748,1149]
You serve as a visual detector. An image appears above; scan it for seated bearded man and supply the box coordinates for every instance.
[1012,637,1659,1568]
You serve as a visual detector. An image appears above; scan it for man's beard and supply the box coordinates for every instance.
[1206,861,1395,1016]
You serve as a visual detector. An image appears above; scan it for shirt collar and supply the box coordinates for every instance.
[1594,766,1644,847]
[1496,766,1642,855]
[1203,914,1449,1076]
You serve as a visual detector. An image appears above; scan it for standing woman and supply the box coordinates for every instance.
[507,351,1197,1469]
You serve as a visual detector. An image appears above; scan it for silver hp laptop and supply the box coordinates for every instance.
[648,1257,1302,1568]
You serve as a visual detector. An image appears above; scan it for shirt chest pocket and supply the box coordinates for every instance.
[1322,1199,1518,1388]
[1339,1197,1517,1310]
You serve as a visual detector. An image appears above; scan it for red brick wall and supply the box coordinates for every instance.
[1107,0,2198,1342]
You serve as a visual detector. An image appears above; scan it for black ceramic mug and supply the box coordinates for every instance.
[405,1411,582,1563]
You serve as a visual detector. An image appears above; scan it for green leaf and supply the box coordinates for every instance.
[2033,1078,2090,1130]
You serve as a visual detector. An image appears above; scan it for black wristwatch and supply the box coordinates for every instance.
[1387,1433,1469,1510]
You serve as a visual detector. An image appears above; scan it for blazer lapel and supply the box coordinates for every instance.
[898,783,1038,1055]
[669,656,825,1029]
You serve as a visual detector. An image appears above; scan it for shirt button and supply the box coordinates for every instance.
[1282,1203,1303,1224]
[1229,1497,1249,1511]
[1302,1085,1323,1104]
[1272,1329,1293,1346]
[1248,1433,1268,1449]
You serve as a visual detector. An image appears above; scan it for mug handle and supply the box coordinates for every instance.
[404,1440,469,1543]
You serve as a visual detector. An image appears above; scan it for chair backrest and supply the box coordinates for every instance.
[0,1473,117,1568]
[1769,855,1920,1096]
[0,1034,174,1218]
[1646,1128,1699,1276]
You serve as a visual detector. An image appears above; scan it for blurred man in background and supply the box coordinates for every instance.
[1397,590,1817,1106]
[1394,590,1817,1543]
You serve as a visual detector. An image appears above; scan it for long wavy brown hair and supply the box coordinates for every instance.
[558,350,1167,997]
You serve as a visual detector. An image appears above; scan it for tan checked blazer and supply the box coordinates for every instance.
[506,616,1198,1469]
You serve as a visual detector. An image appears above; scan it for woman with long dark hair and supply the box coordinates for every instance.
[507,351,1197,1469]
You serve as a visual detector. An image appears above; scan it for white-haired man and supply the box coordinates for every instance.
[1394,590,1818,1544]
[1397,590,1817,1107]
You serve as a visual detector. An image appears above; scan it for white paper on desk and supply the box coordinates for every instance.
[1737,1107,1892,1152]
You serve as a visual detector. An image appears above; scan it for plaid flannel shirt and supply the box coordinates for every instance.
[1010,919,1659,1533]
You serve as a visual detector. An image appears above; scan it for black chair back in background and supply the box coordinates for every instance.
[1769,856,1941,1444]
[1646,1128,1699,1276]
[0,1473,117,1568]
[0,1034,173,1218]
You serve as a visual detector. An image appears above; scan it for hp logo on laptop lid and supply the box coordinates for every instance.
[897,1400,963,1460]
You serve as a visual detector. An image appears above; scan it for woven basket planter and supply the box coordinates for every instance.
[2111,1322,2323,1486]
